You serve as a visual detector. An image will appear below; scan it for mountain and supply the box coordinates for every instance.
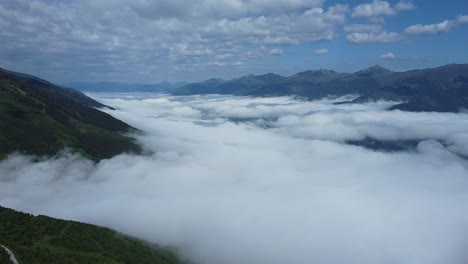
[172,64,468,112]
[0,68,141,160]
[172,66,394,98]
[172,78,226,95]
[0,206,179,264]
[172,73,282,96]
[67,82,187,93]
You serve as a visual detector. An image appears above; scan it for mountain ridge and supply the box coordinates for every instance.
[66,81,188,93]
[172,64,468,112]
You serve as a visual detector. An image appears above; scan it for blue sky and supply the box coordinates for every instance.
[0,0,466,83]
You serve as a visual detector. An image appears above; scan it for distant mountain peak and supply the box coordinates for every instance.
[295,69,338,77]
[362,65,391,73]
[256,73,282,81]
[318,69,337,73]
[204,78,225,82]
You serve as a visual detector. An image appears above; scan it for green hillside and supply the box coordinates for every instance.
[0,206,179,264]
[0,68,141,160]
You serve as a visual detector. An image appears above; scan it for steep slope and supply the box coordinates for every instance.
[0,206,179,264]
[1,68,107,109]
[386,64,468,112]
[0,68,141,160]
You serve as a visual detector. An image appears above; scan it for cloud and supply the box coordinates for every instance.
[379,52,396,59]
[347,31,400,43]
[129,0,324,20]
[351,0,414,19]
[313,49,329,55]
[269,48,284,56]
[1,93,468,264]
[344,23,383,33]
[344,21,400,44]
[457,15,468,24]
[233,61,245,67]
[405,14,468,35]
[0,0,348,83]
[394,1,416,11]
[352,0,395,18]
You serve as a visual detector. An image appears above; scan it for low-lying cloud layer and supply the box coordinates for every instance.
[1,94,468,264]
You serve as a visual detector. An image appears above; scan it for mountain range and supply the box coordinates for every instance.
[173,64,468,112]
[0,67,140,160]
[1,64,467,160]
[67,81,187,93]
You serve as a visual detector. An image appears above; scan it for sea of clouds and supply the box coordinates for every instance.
[1,93,468,264]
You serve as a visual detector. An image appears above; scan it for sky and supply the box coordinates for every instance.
[1,93,468,264]
[0,0,467,83]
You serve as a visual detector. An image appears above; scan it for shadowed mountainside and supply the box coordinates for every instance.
[173,64,468,112]
[0,68,141,160]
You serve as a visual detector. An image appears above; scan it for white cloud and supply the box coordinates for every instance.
[313,49,329,55]
[457,15,468,24]
[394,1,416,11]
[344,23,383,33]
[347,31,400,43]
[345,13,402,44]
[0,0,349,82]
[379,52,396,59]
[405,14,468,35]
[405,20,454,35]
[269,48,284,56]
[233,61,245,67]
[129,0,324,20]
[351,0,415,22]
[352,0,395,18]
[1,94,468,264]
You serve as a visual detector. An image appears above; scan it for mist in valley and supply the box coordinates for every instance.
[1,93,468,264]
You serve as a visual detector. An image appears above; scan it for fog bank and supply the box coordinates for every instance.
[1,94,468,264]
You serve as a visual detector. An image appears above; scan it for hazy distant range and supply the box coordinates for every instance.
[66,81,188,93]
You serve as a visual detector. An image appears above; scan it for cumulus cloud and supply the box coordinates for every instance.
[352,0,395,18]
[394,1,416,11]
[1,93,468,264]
[269,48,284,56]
[129,0,324,20]
[351,0,414,19]
[347,31,400,43]
[379,52,396,59]
[0,0,347,83]
[313,49,329,55]
[345,19,400,44]
[405,14,468,35]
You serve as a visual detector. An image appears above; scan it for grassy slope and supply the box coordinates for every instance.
[0,206,179,264]
[0,70,141,161]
